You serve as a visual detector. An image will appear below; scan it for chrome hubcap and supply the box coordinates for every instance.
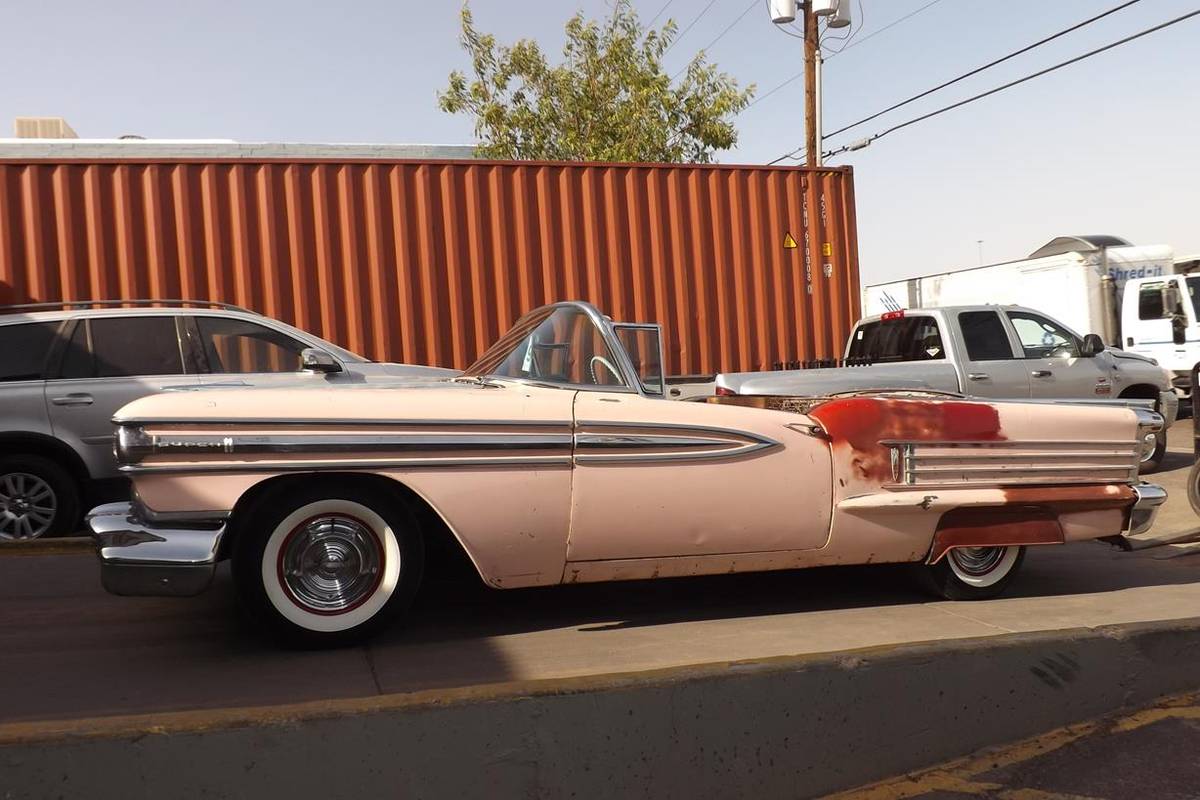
[0,472,57,541]
[948,546,1005,576]
[280,515,383,613]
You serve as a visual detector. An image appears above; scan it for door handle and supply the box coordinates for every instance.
[1031,370,1052,378]
[51,393,94,406]
[967,373,989,381]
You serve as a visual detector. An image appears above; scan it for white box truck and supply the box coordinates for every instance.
[863,236,1196,396]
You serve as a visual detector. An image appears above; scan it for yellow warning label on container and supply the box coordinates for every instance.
[822,242,832,256]
[783,233,798,249]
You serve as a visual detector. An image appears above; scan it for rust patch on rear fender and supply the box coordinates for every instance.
[929,507,1064,564]
[999,484,1136,511]
[809,397,1004,483]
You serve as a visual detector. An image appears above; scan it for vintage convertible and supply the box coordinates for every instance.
[88,302,1167,646]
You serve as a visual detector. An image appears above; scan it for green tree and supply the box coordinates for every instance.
[438,1,755,163]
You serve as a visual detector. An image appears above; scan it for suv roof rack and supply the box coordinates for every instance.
[0,299,256,315]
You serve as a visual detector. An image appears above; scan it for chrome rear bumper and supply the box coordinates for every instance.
[1126,483,1167,537]
[87,502,227,597]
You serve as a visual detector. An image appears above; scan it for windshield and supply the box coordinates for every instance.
[465,305,627,388]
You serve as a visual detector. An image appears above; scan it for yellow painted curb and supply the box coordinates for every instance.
[0,537,92,557]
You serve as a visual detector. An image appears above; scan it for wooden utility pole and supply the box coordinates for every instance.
[803,1,820,167]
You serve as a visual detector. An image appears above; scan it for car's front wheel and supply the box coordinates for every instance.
[919,545,1025,600]
[232,481,424,647]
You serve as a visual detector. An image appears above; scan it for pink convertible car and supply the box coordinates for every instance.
[88,302,1166,646]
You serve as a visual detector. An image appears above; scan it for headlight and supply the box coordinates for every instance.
[114,424,153,465]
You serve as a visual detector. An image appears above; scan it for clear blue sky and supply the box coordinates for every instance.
[5,0,1198,284]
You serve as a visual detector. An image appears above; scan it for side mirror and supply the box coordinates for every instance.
[1080,334,1105,357]
[300,348,343,374]
[1173,316,1188,345]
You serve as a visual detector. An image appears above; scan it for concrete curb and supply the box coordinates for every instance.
[0,536,92,557]
[3,617,1200,799]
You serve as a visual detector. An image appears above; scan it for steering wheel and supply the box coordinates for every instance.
[589,355,621,385]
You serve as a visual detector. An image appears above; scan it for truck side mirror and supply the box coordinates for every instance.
[1080,334,1104,357]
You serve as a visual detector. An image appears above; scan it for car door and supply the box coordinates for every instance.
[569,391,833,561]
[46,315,198,479]
[186,314,331,388]
[1005,310,1111,399]
[954,310,1032,399]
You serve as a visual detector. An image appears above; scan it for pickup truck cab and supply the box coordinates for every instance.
[716,305,1178,471]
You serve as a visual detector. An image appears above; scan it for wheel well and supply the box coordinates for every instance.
[222,472,483,583]
[1119,383,1161,402]
[0,432,89,485]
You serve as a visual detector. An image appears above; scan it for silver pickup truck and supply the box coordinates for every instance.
[716,305,1179,472]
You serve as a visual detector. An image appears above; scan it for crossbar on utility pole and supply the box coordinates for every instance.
[803,1,820,167]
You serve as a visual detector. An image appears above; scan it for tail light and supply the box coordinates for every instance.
[880,310,906,321]
[715,385,737,396]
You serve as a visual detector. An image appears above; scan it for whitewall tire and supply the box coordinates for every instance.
[919,545,1026,600]
[233,481,423,647]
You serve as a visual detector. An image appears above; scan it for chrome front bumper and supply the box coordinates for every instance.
[1159,390,1179,428]
[1126,483,1168,537]
[87,502,227,597]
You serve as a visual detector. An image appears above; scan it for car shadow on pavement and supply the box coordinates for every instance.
[382,540,1200,645]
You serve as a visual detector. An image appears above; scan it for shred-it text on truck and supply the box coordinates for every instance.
[0,143,861,376]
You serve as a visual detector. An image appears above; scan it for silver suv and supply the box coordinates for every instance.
[0,300,455,539]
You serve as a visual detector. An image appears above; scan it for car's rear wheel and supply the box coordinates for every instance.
[232,481,423,647]
[918,545,1025,600]
[0,455,80,540]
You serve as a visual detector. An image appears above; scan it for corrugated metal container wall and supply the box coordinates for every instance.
[0,159,859,374]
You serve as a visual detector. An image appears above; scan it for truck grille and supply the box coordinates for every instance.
[888,440,1140,487]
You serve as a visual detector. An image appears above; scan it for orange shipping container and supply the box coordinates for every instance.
[0,157,860,375]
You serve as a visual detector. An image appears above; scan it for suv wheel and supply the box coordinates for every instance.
[0,455,81,540]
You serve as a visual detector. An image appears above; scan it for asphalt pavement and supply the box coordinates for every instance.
[834,689,1200,800]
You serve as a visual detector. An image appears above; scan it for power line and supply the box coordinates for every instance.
[647,0,677,27]
[747,0,944,111]
[826,0,941,59]
[824,0,1143,141]
[664,0,722,53]
[673,0,758,79]
[819,8,1200,161]
[697,0,759,55]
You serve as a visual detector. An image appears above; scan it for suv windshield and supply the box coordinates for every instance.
[846,316,945,363]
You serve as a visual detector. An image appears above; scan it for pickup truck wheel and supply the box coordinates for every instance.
[232,483,424,648]
[0,455,80,540]
[1138,430,1167,474]
[919,545,1025,601]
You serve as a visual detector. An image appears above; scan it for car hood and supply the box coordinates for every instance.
[1107,348,1158,366]
[117,376,500,423]
[351,362,463,379]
